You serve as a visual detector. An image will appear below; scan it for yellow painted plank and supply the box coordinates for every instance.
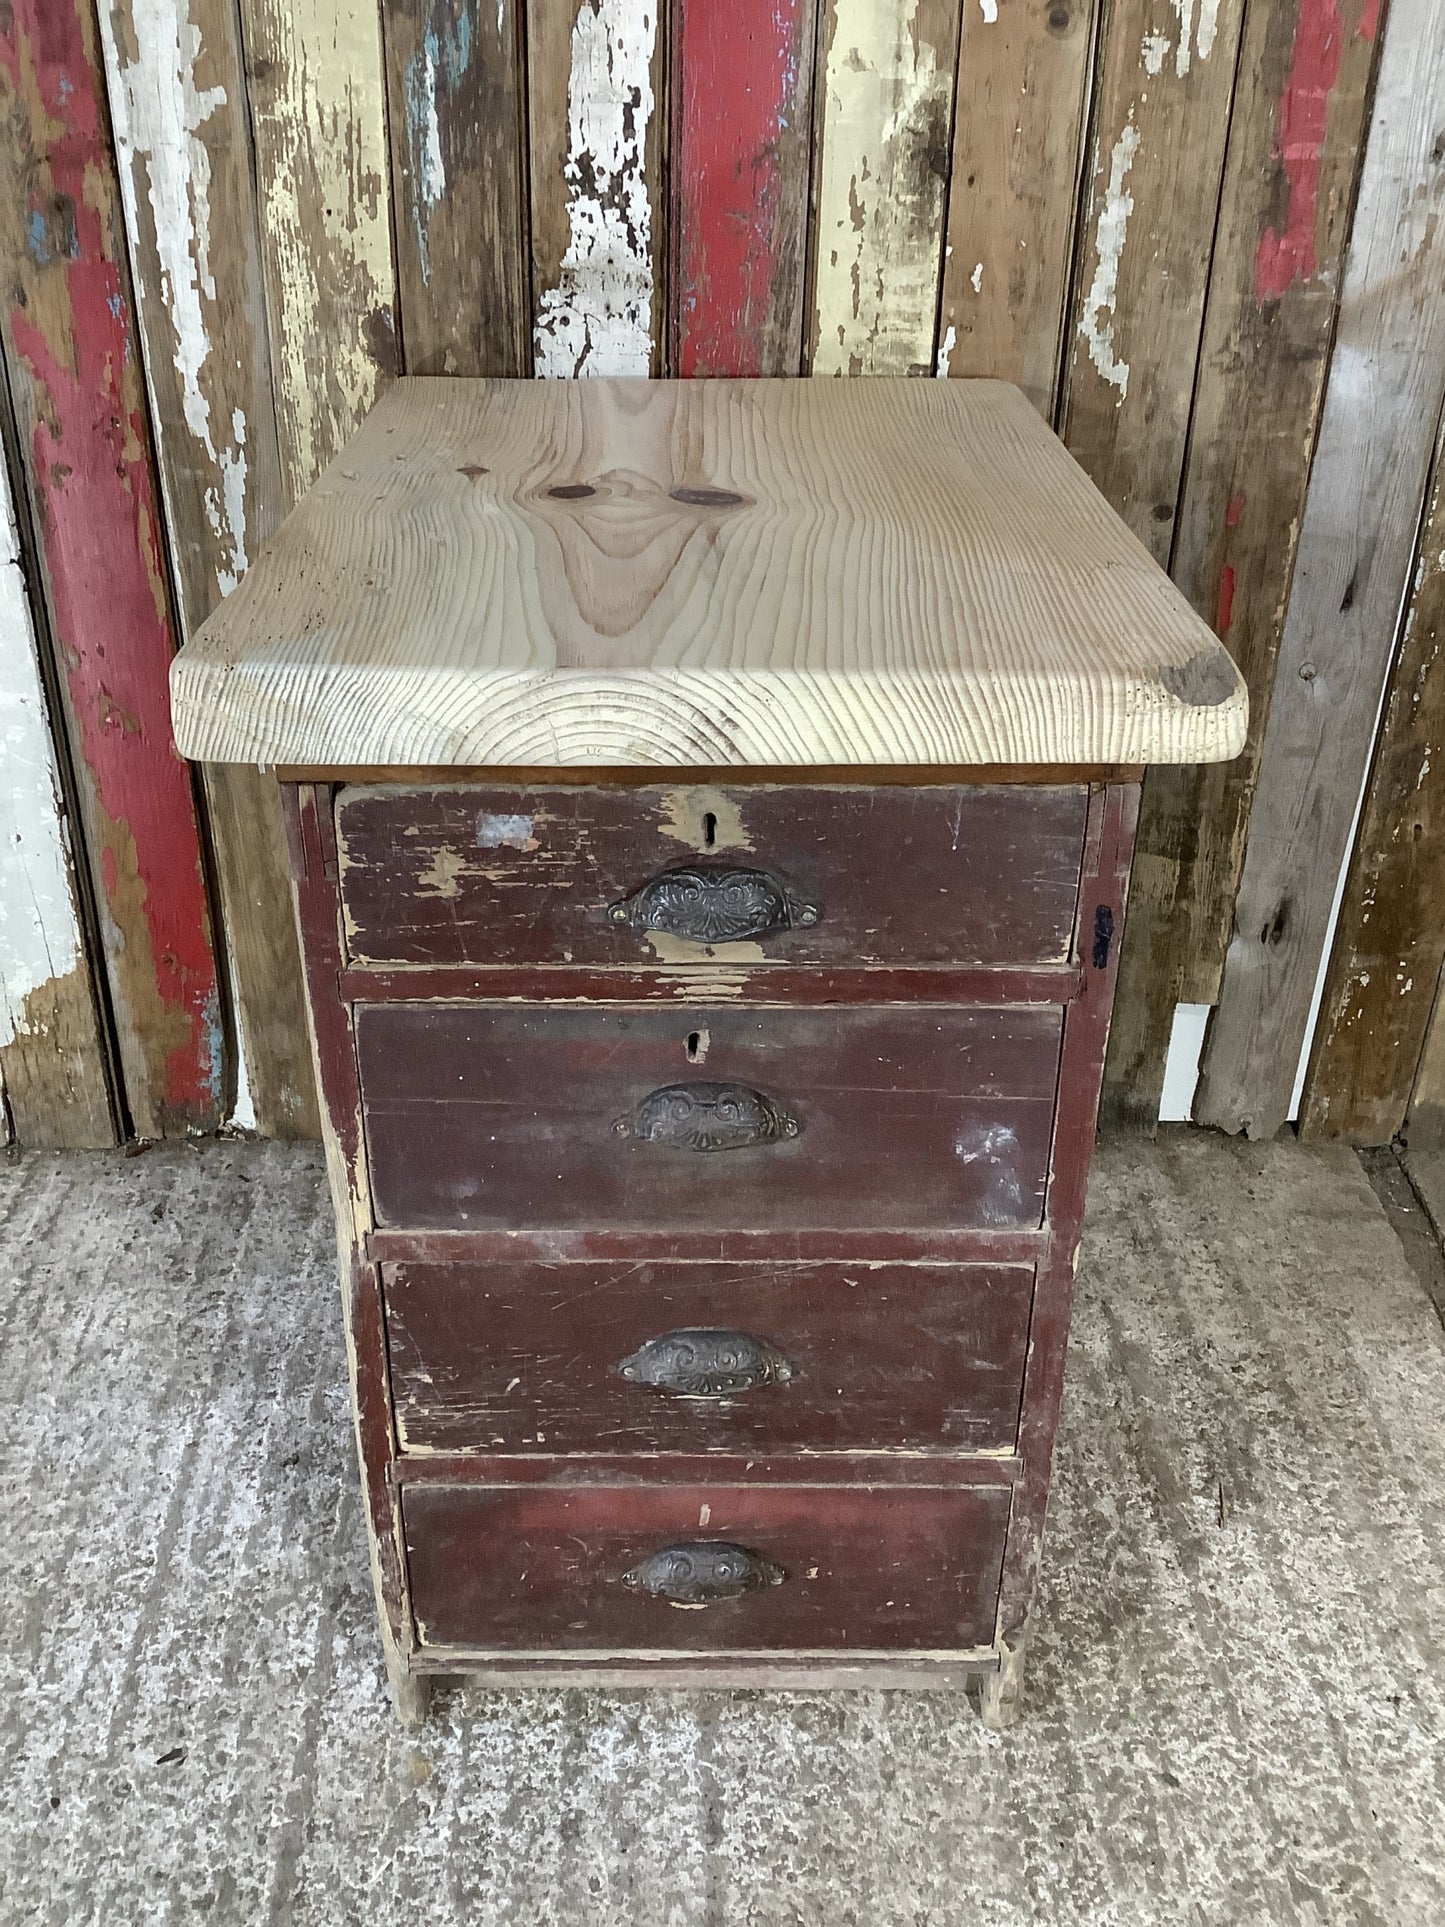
[238,0,398,499]
[810,0,962,378]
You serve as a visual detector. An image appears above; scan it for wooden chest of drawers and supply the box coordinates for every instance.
[172,378,1244,1723]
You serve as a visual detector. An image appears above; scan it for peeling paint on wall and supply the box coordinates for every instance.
[812,0,959,378]
[1078,119,1142,398]
[99,0,250,594]
[0,0,223,1132]
[241,0,397,494]
[1254,0,1344,302]
[0,469,80,1056]
[404,5,476,287]
[534,0,657,378]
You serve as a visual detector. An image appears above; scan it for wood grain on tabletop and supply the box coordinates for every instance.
[938,0,1097,414]
[170,377,1247,769]
[1197,0,1445,1138]
[1100,0,1383,1130]
[97,0,318,1139]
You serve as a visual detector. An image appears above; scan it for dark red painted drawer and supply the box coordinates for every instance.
[403,1483,1010,1654]
[383,1259,1035,1456]
[334,783,1087,969]
[357,1002,1062,1233]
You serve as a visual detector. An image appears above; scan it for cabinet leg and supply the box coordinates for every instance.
[387,1652,431,1728]
[979,1642,1025,1730]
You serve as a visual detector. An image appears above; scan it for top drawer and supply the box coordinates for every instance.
[334,783,1088,970]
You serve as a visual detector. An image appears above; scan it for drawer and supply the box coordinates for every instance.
[403,1483,1010,1653]
[335,783,1088,969]
[357,1002,1062,1233]
[384,1259,1035,1455]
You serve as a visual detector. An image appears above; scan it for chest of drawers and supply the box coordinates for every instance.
[172,377,1244,1725]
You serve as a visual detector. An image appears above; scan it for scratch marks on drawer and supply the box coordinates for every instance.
[954,1122,1028,1226]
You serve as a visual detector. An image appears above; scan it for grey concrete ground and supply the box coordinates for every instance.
[3,1133,1443,1926]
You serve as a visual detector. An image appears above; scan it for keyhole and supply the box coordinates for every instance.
[702,811,717,847]
[685,1028,709,1064]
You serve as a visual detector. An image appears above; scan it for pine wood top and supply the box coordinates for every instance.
[170,378,1247,769]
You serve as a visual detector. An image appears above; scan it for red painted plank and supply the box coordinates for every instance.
[0,0,222,1132]
[1254,0,1345,302]
[672,0,814,376]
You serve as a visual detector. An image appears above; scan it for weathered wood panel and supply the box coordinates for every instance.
[1197,0,1445,1137]
[333,782,1088,970]
[1060,0,1247,555]
[0,0,222,1138]
[1100,0,1383,1129]
[357,1002,1062,1234]
[528,0,667,377]
[97,0,317,1139]
[0,432,113,1148]
[404,1482,1011,1655]
[1408,979,1445,1151]
[383,0,528,377]
[1301,412,1445,1142]
[384,1258,1035,1456]
[809,0,962,378]
[937,0,1096,412]
[239,0,398,499]
[671,0,815,376]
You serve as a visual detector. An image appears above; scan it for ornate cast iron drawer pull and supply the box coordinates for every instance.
[622,1541,786,1606]
[616,1328,795,1397]
[608,866,819,945]
[615,1081,800,1152]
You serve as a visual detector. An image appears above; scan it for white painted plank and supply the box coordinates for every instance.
[533,0,658,378]
[0,452,111,1145]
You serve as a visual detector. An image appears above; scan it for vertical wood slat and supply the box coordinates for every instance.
[382,0,529,377]
[937,0,1097,413]
[0,428,114,1148]
[1059,0,1247,555]
[97,0,319,1140]
[1408,980,1445,1150]
[0,0,223,1139]
[1196,0,1445,1138]
[808,0,963,378]
[670,0,816,377]
[238,0,399,502]
[1301,407,1445,1142]
[1100,0,1383,1129]
[529,0,669,378]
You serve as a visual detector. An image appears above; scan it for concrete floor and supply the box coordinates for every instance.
[3,1134,1444,1926]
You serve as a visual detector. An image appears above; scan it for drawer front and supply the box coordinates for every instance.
[404,1483,1010,1653]
[384,1259,1035,1455]
[335,784,1087,969]
[357,1002,1062,1233]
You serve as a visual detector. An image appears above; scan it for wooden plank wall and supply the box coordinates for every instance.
[10,0,1445,1150]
